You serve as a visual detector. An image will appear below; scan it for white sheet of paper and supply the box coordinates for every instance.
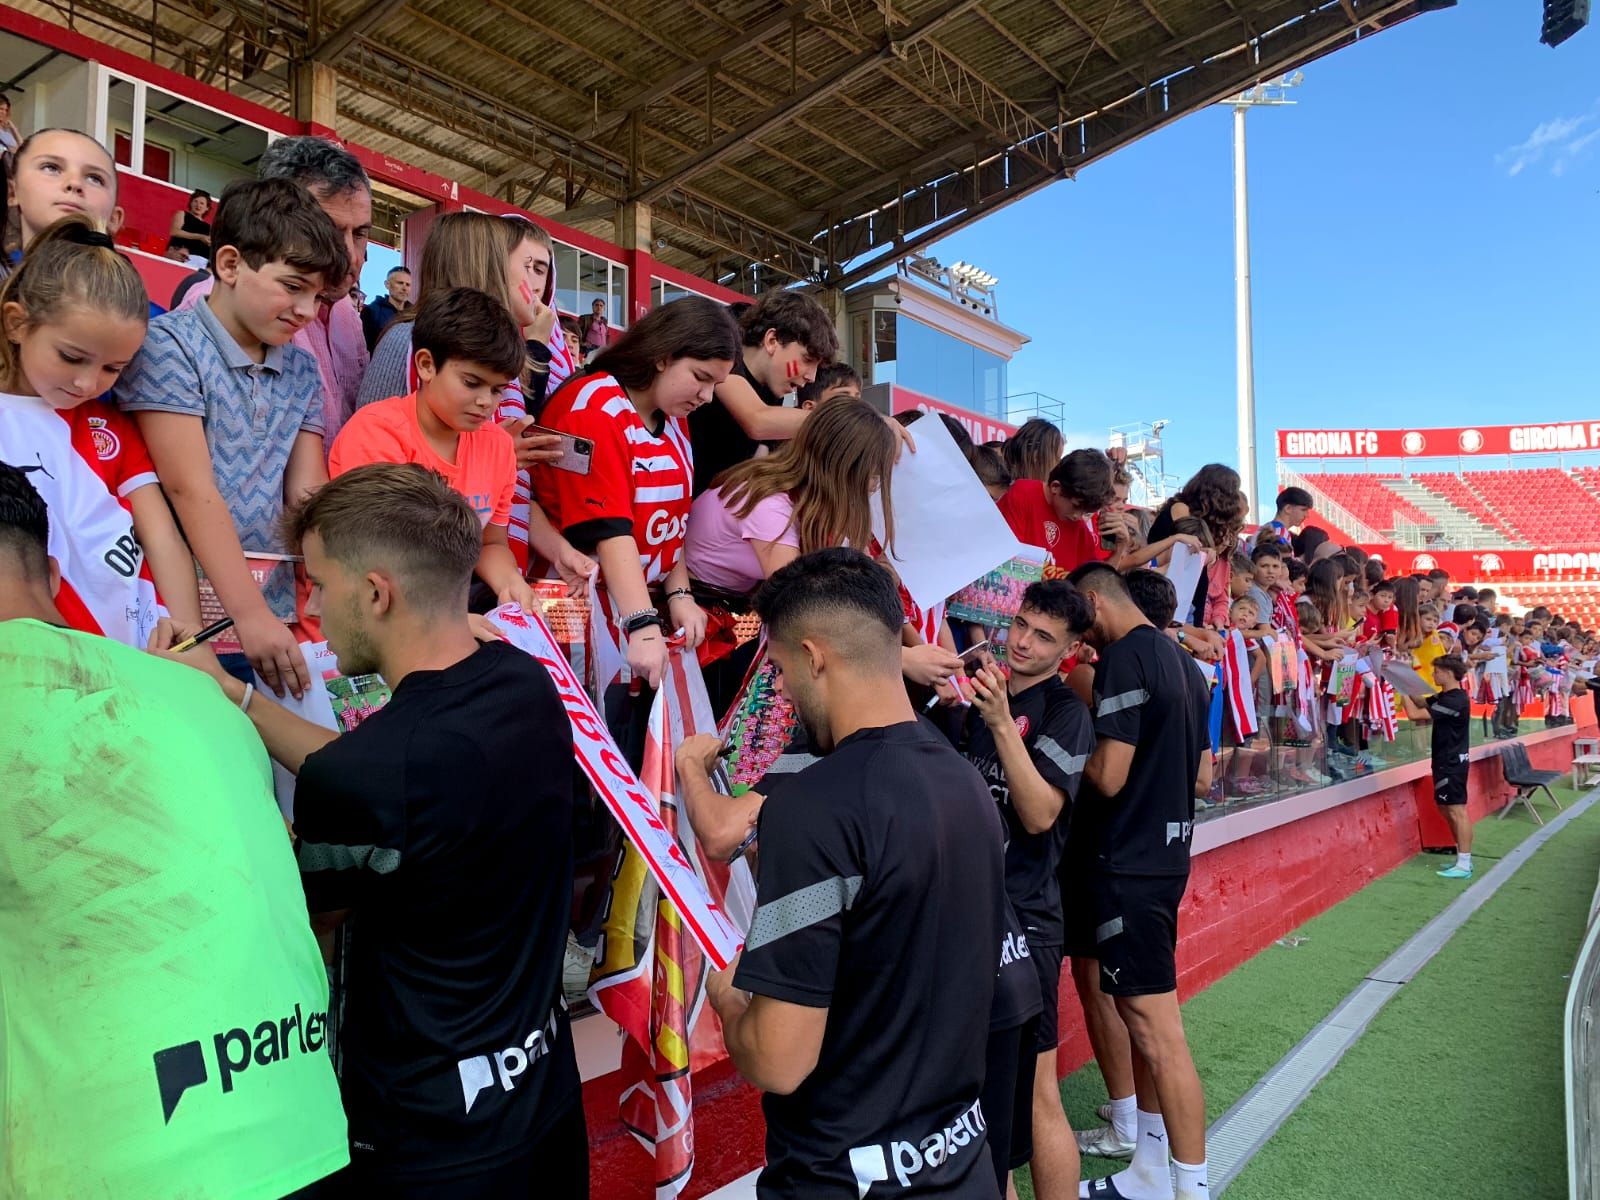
[259,641,345,821]
[1382,660,1434,697]
[1164,542,1205,626]
[871,413,1026,610]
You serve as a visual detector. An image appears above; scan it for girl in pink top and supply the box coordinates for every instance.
[684,397,901,711]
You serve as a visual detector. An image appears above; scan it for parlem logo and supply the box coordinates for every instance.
[153,1003,329,1124]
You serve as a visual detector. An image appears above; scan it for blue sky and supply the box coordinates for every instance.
[924,2,1599,508]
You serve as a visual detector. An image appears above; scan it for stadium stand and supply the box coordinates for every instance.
[1299,472,1434,533]
[1411,473,1525,541]
[1465,469,1600,548]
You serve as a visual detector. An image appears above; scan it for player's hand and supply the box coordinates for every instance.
[468,613,505,643]
[236,609,308,699]
[669,593,708,650]
[932,676,965,707]
[627,627,669,689]
[901,642,963,687]
[676,733,724,778]
[147,617,232,688]
[498,576,539,615]
[969,664,1011,727]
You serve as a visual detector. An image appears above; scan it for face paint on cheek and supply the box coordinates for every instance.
[519,280,536,308]
[784,359,799,381]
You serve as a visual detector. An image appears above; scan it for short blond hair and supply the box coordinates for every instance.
[283,464,480,613]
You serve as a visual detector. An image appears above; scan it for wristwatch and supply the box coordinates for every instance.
[622,609,666,637]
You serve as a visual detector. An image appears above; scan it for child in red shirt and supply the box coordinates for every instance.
[996,447,1115,571]
[331,286,533,611]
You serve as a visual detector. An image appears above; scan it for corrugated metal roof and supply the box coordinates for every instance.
[5,0,1455,287]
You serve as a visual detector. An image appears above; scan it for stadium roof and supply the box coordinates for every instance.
[14,0,1453,289]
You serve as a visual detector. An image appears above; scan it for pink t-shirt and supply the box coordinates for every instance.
[685,487,800,595]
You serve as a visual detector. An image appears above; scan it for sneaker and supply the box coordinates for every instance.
[1075,1123,1136,1159]
[1437,864,1473,880]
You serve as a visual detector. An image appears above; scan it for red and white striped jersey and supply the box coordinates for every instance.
[533,373,693,586]
[0,393,164,647]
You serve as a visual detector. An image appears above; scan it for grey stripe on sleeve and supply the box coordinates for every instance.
[1035,735,1087,780]
[746,874,863,953]
[1097,688,1149,717]
[297,841,402,875]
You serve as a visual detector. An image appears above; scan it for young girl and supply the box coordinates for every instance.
[533,296,739,737]
[0,216,198,645]
[3,129,121,277]
[685,395,899,713]
[358,211,591,591]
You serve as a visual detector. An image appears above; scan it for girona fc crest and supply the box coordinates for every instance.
[88,417,120,461]
[1014,715,1030,738]
[1043,520,1060,547]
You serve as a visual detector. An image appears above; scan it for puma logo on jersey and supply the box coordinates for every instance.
[1102,966,1121,984]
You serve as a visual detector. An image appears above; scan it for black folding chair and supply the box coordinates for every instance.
[1496,743,1564,824]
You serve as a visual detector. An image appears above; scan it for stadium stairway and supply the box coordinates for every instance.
[1387,477,1525,548]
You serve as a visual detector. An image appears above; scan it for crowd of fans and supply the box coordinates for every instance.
[3,125,1596,1200]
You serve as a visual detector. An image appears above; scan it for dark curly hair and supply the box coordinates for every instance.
[1167,463,1246,547]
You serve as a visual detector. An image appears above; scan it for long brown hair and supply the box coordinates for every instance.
[406,211,553,323]
[1392,575,1423,651]
[713,397,898,559]
[590,296,738,391]
[1168,463,1247,545]
[0,215,147,386]
[1306,558,1349,630]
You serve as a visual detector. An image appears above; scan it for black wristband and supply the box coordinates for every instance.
[623,611,666,637]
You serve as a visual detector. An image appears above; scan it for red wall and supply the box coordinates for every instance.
[583,726,1578,1198]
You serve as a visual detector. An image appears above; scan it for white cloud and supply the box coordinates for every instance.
[1499,103,1600,177]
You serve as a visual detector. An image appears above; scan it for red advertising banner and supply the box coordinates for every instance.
[890,385,1018,445]
[1277,421,1600,459]
[1348,547,1600,579]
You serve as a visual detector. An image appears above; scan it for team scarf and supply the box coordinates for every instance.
[1361,670,1398,741]
[1297,648,1316,733]
[1222,630,1258,739]
[586,648,757,1200]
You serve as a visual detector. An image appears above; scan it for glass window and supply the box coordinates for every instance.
[609,263,627,329]
[553,242,579,316]
[885,313,1008,419]
[577,251,608,322]
[873,311,898,387]
[142,86,267,193]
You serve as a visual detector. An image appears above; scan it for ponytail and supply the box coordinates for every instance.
[0,215,148,385]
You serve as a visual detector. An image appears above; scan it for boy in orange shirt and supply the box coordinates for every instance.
[330,286,535,611]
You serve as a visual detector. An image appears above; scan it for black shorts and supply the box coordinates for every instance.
[1091,874,1189,998]
[981,1017,1038,1188]
[1032,942,1065,1055]
[1433,768,1469,806]
[1060,868,1097,961]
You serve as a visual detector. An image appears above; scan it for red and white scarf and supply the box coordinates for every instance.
[1222,629,1258,738]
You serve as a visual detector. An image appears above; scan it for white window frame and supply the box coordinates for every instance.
[96,64,277,191]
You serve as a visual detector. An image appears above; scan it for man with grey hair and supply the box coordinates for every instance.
[173,135,373,444]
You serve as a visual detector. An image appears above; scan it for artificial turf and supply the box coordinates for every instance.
[1227,783,1600,1199]
[1013,779,1589,1199]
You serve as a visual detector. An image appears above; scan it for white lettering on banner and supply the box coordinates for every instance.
[914,403,1011,446]
[1534,552,1600,573]
[1282,430,1379,456]
[486,605,742,970]
[1509,423,1600,452]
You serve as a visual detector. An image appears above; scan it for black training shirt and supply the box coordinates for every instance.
[1072,625,1210,879]
[294,641,580,1178]
[689,356,781,495]
[990,894,1043,1034]
[1427,687,1471,776]
[960,675,1093,947]
[734,720,1004,1198]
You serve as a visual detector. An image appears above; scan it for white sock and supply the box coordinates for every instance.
[1457,852,1472,870]
[1109,1093,1138,1141]
[1107,1109,1172,1199]
[1173,1157,1209,1199]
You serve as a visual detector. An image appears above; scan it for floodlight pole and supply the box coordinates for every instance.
[1224,76,1300,525]
[1232,102,1256,525]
